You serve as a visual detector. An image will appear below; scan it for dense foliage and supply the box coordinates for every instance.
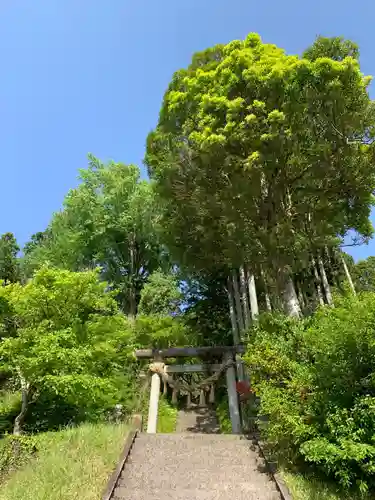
[245,294,375,493]
[0,234,20,285]
[138,270,182,316]
[146,33,375,317]
[23,156,165,316]
[0,267,136,433]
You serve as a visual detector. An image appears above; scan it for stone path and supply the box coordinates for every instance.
[113,431,282,499]
[176,405,220,433]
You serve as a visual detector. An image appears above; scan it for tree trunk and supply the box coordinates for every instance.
[239,266,250,329]
[13,372,30,435]
[228,278,246,382]
[296,281,305,309]
[312,257,324,306]
[341,254,356,295]
[260,265,272,312]
[232,270,245,333]
[246,265,259,321]
[324,245,335,288]
[128,283,137,320]
[279,268,301,318]
[128,235,137,319]
[318,253,333,306]
[227,278,240,345]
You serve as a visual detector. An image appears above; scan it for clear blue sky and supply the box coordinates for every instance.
[1,0,374,260]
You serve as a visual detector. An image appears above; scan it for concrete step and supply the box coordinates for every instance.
[114,486,281,500]
[137,432,245,440]
[132,434,260,464]
[128,450,265,473]
[120,464,276,485]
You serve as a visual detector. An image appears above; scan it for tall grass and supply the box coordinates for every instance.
[281,470,371,500]
[0,422,128,500]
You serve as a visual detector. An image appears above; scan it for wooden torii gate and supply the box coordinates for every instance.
[135,345,245,435]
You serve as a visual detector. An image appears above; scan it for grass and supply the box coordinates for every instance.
[281,469,371,500]
[0,422,129,500]
[216,396,232,434]
[157,397,178,433]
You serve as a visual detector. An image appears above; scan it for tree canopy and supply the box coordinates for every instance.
[0,267,133,433]
[146,33,375,313]
[0,233,20,285]
[24,155,166,316]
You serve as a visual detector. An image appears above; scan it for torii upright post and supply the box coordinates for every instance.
[224,353,241,434]
[147,366,161,434]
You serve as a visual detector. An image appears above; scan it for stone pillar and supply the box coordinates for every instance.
[147,372,161,434]
[172,387,178,405]
[209,384,215,404]
[236,354,245,382]
[199,389,206,406]
[225,354,241,434]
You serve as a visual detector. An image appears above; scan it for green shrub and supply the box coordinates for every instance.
[157,397,178,433]
[216,394,232,434]
[0,392,21,435]
[0,435,37,478]
[244,294,375,494]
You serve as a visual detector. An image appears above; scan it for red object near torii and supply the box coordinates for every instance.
[236,380,253,395]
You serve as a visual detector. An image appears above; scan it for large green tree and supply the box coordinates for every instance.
[24,156,166,316]
[0,267,133,434]
[182,271,232,346]
[146,33,375,316]
[353,256,375,292]
[138,270,182,316]
[0,233,20,285]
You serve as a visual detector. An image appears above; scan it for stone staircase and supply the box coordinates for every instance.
[112,432,282,499]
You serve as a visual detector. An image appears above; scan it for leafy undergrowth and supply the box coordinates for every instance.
[216,396,232,434]
[157,397,178,433]
[281,470,371,500]
[0,422,128,500]
[0,390,21,435]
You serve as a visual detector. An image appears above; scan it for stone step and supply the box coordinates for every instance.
[113,486,281,500]
[135,433,251,447]
[137,432,245,440]
[132,435,260,462]
[127,449,261,468]
[120,465,276,485]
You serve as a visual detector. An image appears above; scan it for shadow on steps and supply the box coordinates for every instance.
[176,405,220,434]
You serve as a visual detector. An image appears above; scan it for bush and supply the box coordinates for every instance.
[216,395,232,434]
[0,392,21,435]
[157,397,178,433]
[244,294,375,494]
[0,435,37,478]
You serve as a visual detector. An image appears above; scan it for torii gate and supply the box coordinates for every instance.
[135,345,245,434]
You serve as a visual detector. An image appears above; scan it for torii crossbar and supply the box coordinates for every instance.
[135,345,245,359]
